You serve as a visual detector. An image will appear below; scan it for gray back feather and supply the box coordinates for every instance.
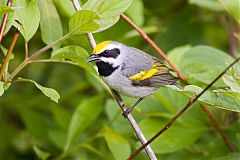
[120,45,152,77]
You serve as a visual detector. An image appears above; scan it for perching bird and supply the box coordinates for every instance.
[86,41,179,116]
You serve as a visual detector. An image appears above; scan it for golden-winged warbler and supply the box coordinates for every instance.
[86,41,179,116]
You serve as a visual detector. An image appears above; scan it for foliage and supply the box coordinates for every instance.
[0,0,239,159]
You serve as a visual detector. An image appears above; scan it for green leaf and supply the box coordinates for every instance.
[0,81,4,96]
[79,143,108,159]
[17,78,60,103]
[53,0,75,17]
[176,85,240,112]
[222,75,240,92]
[139,117,206,154]
[69,10,100,34]
[219,0,240,24]
[14,0,40,41]
[48,129,66,149]
[33,146,51,160]
[19,108,50,140]
[51,45,97,74]
[167,45,192,69]
[0,0,17,35]
[3,6,16,35]
[188,0,224,11]
[82,0,133,32]
[38,0,63,50]
[0,4,14,16]
[213,153,240,160]
[179,45,233,87]
[51,105,72,130]
[64,96,103,152]
[125,0,144,26]
[103,127,131,160]
[209,90,240,112]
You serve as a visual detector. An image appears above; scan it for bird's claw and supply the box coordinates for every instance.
[122,108,131,118]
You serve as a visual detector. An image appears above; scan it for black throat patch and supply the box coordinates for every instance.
[96,61,119,77]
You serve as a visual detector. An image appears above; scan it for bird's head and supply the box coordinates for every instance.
[86,41,124,68]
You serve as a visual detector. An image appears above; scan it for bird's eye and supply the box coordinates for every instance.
[103,50,109,54]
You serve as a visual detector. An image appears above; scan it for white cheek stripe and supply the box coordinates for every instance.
[100,57,121,68]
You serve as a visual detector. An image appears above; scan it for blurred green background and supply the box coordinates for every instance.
[0,0,239,159]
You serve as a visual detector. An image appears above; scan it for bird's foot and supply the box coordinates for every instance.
[122,108,132,118]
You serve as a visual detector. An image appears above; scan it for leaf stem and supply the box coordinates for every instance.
[71,1,157,160]
[29,59,79,66]
[7,33,70,82]
[28,33,70,60]
[25,42,29,60]
[0,0,13,43]
[128,57,240,159]
[0,29,20,81]
[7,60,28,81]
[29,59,51,63]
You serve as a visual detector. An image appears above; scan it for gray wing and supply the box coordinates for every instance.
[122,47,178,87]
[120,46,179,87]
[132,73,178,87]
[121,47,152,77]
[132,57,179,87]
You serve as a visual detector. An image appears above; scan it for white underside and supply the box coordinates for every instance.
[103,68,157,98]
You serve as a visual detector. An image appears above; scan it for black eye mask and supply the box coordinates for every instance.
[99,48,120,58]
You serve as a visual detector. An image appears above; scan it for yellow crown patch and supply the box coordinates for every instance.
[93,41,112,54]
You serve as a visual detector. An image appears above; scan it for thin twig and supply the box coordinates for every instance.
[87,33,96,47]
[0,29,20,80]
[199,104,235,151]
[0,0,13,43]
[71,1,157,159]
[219,16,237,58]
[7,33,70,82]
[28,59,51,63]
[128,57,240,159]
[25,42,29,60]
[229,30,236,58]
[28,34,69,60]
[29,59,78,66]
[72,0,81,10]
[235,32,240,41]
[112,91,157,160]
[121,13,235,153]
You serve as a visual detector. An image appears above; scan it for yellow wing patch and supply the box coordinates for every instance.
[129,68,158,81]
[93,41,112,54]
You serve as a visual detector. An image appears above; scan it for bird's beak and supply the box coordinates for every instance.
[85,54,100,62]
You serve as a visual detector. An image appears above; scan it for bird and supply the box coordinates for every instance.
[86,41,179,117]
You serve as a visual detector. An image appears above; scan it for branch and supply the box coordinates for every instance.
[28,33,69,60]
[6,33,70,82]
[0,0,13,43]
[121,13,235,153]
[25,42,29,60]
[71,1,157,159]
[199,104,235,151]
[0,28,20,80]
[128,57,240,159]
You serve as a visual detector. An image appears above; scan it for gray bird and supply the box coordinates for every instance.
[86,41,179,116]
